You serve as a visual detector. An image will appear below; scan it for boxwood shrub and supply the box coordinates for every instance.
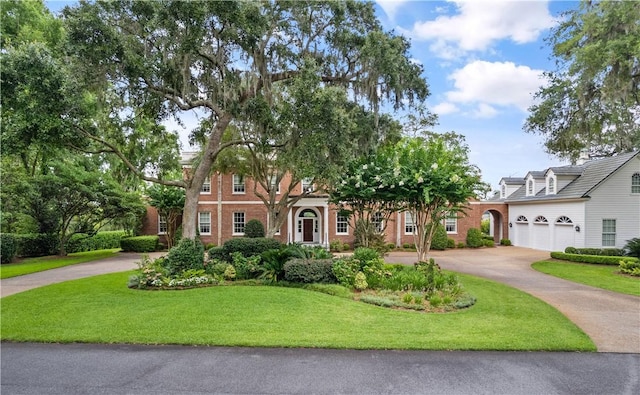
[218,237,281,261]
[466,228,484,248]
[1,234,17,264]
[283,259,336,284]
[550,251,639,265]
[120,236,159,252]
[163,238,205,276]
[66,231,128,253]
[563,247,625,256]
[430,224,448,250]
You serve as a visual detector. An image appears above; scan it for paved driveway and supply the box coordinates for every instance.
[387,247,640,354]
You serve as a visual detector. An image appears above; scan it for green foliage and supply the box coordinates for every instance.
[430,224,448,250]
[480,218,490,235]
[354,271,368,291]
[283,259,336,284]
[286,244,333,260]
[230,252,262,280]
[619,260,640,277]
[482,239,495,248]
[525,1,640,160]
[500,239,512,246]
[163,238,205,276]
[120,236,159,253]
[66,231,128,253]
[447,238,455,248]
[12,233,58,257]
[208,246,227,261]
[147,184,185,249]
[623,238,640,259]
[563,247,625,256]
[128,255,217,290]
[332,247,385,289]
[550,252,639,265]
[244,219,265,238]
[465,228,484,248]
[219,238,281,261]
[1,234,17,264]
[302,283,352,299]
[259,247,295,283]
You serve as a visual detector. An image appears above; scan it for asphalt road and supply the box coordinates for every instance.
[1,343,639,395]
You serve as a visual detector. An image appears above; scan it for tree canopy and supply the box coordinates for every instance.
[525,0,640,162]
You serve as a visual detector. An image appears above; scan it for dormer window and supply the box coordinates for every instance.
[547,176,556,194]
[527,179,534,196]
[500,184,506,198]
[632,172,640,194]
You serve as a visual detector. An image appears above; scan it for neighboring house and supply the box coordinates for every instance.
[496,151,640,251]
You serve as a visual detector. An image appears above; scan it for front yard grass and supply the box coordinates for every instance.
[0,271,595,351]
[0,249,121,279]
[532,260,640,297]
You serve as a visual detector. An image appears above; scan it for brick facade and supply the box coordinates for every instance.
[142,173,510,247]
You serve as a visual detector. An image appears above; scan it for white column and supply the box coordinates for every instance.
[287,208,293,244]
[396,212,402,247]
[323,204,329,248]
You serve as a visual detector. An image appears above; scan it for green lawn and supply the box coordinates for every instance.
[532,260,640,296]
[0,249,121,279]
[0,271,595,351]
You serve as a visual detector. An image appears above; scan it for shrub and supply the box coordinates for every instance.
[1,234,17,264]
[230,252,262,280]
[447,238,455,249]
[66,231,128,253]
[402,243,415,249]
[163,238,205,276]
[456,242,465,249]
[208,246,228,261]
[354,271,368,290]
[283,259,336,284]
[623,238,640,259]
[619,260,640,276]
[386,243,396,251]
[550,251,639,265]
[482,239,495,247]
[220,237,281,260]
[128,255,168,289]
[430,224,449,250]
[286,244,333,260]
[563,247,624,256]
[244,219,265,238]
[13,233,59,257]
[332,257,361,287]
[500,239,512,246]
[120,236,159,252]
[329,240,344,252]
[259,247,293,283]
[466,228,484,248]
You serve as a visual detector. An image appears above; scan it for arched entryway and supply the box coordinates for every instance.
[296,208,321,244]
[483,209,505,243]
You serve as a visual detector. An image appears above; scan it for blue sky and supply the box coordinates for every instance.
[46,0,578,191]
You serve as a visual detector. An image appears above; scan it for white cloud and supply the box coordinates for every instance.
[376,0,409,21]
[445,60,545,113]
[472,103,498,119]
[432,102,460,115]
[410,1,555,57]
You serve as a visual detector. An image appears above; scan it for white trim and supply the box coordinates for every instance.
[336,213,349,235]
[158,215,167,235]
[404,212,415,235]
[232,212,245,235]
[198,212,212,235]
[200,178,212,195]
[232,174,245,194]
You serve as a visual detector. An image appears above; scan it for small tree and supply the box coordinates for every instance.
[148,184,185,249]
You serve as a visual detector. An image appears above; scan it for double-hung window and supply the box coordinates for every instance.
[404,212,415,234]
[233,174,245,194]
[602,219,616,247]
[158,215,167,234]
[233,212,245,235]
[201,178,211,194]
[336,214,349,235]
[199,212,211,235]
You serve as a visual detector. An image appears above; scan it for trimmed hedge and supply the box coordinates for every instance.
[550,251,639,265]
[283,259,337,284]
[212,237,281,261]
[564,247,625,256]
[466,228,484,248]
[120,236,159,252]
[13,234,58,257]
[66,231,128,253]
[1,234,17,264]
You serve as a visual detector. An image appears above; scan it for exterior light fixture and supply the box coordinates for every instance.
[575,225,580,232]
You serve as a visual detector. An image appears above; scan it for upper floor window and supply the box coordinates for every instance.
[302,178,314,193]
[632,173,640,194]
[268,175,280,194]
[444,215,457,233]
[404,212,415,234]
[201,178,211,194]
[336,214,349,235]
[233,174,245,194]
[527,180,534,196]
[547,176,555,194]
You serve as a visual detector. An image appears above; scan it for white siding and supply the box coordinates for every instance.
[508,201,585,251]
[585,156,640,249]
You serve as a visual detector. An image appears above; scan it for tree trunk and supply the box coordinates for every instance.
[181,113,232,240]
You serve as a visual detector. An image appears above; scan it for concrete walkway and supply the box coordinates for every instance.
[387,247,640,354]
[1,251,165,298]
[2,248,638,353]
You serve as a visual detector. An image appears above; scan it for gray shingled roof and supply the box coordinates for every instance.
[505,151,639,203]
[499,177,525,184]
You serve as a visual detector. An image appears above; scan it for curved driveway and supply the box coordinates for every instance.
[387,247,640,354]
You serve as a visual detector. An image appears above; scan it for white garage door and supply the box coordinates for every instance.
[532,224,550,250]
[515,223,530,248]
[553,224,575,252]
